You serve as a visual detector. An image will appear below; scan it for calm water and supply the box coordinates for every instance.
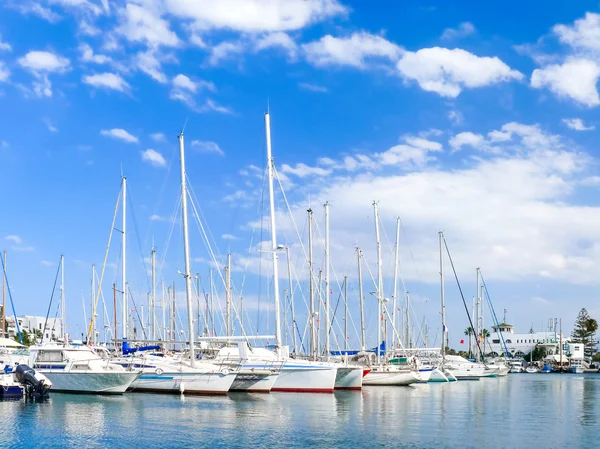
[2,374,599,448]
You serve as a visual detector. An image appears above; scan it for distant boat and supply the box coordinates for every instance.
[525,365,539,373]
[541,364,552,373]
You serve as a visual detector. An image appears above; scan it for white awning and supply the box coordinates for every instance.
[0,337,24,347]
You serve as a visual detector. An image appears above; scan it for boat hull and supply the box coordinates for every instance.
[362,370,420,386]
[334,367,363,390]
[230,371,279,393]
[271,362,337,393]
[130,372,237,395]
[42,372,139,394]
[417,368,433,383]
[428,368,449,383]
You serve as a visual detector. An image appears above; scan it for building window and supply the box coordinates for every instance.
[493,339,500,344]
[505,339,512,344]
[39,323,43,330]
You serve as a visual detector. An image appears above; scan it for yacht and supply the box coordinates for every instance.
[362,365,421,386]
[25,345,139,394]
[443,355,493,380]
[508,359,524,373]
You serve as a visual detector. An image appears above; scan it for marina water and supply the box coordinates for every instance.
[2,374,599,448]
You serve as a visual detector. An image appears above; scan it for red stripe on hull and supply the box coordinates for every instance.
[334,386,362,390]
[362,369,371,377]
[229,389,271,393]
[271,388,334,393]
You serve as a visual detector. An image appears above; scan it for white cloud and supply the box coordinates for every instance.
[209,40,245,65]
[448,110,463,125]
[281,162,333,177]
[4,235,22,244]
[397,47,523,97]
[0,34,11,52]
[164,0,347,33]
[142,149,167,167]
[12,3,62,23]
[441,22,476,40]
[298,82,328,93]
[255,32,298,58]
[43,118,58,133]
[562,118,595,131]
[79,43,111,64]
[40,260,55,267]
[0,62,9,82]
[222,233,239,240]
[553,12,600,53]
[203,99,233,114]
[150,132,167,142]
[531,58,600,107]
[117,3,180,47]
[79,20,101,36]
[48,0,103,16]
[449,132,485,151]
[172,74,197,93]
[18,50,70,72]
[303,31,402,68]
[135,50,167,83]
[83,72,130,92]
[191,140,225,156]
[100,128,138,143]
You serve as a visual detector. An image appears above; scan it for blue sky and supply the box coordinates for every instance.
[2,0,600,350]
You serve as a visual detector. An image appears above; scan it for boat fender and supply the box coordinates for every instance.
[155,368,163,376]
[221,368,230,376]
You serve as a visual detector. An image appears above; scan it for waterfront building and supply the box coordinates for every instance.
[487,322,567,357]
[5,315,63,341]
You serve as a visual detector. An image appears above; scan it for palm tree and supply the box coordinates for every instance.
[479,328,490,358]
[464,327,474,357]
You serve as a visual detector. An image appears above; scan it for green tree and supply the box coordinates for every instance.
[14,330,33,346]
[479,329,490,359]
[529,344,547,361]
[464,327,474,357]
[571,308,598,359]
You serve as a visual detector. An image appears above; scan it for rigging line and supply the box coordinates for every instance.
[480,272,510,358]
[42,256,62,344]
[187,178,224,267]
[127,185,151,292]
[0,254,22,341]
[442,235,484,360]
[127,284,147,340]
[156,193,181,284]
[94,265,112,336]
[87,183,121,342]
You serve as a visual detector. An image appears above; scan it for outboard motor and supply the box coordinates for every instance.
[15,364,51,397]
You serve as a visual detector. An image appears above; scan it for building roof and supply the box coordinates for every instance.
[0,337,24,347]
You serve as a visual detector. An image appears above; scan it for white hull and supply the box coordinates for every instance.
[444,369,458,382]
[43,371,138,394]
[334,366,363,390]
[570,367,584,374]
[363,369,420,386]
[428,368,449,383]
[525,367,539,373]
[230,371,279,393]
[131,371,237,395]
[272,361,337,393]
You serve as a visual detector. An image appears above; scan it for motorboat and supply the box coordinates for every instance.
[525,365,539,373]
[443,355,492,380]
[26,345,139,394]
[362,365,421,386]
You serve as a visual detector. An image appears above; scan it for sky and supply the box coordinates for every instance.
[1,0,600,351]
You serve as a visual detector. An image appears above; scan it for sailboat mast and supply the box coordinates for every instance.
[161,281,166,341]
[392,217,400,351]
[225,254,231,337]
[357,247,366,350]
[264,112,282,352]
[285,246,297,354]
[324,201,331,361]
[1,250,5,338]
[91,264,95,341]
[308,208,315,358]
[177,132,196,367]
[61,254,66,342]
[439,231,446,357]
[476,267,480,360]
[373,201,383,364]
[406,291,411,348]
[151,247,156,341]
[121,176,128,340]
[344,275,348,352]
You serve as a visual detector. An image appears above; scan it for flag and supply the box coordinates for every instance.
[130,308,136,312]
[442,324,448,332]
[460,339,465,344]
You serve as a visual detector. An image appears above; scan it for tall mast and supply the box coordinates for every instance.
[151,247,156,341]
[61,254,66,342]
[121,176,127,340]
[324,201,331,360]
[285,246,297,354]
[1,250,5,339]
[196,274,201,337]
[406,291,411,348]
[91,264,95,341]
[161,281,166,341]
[373,201,383,364]
[225,254,231,337]
[343,275,348,352]
[113,283,117,342]
[439,231,446,357]
[264,112,282,353]
[476,267,480,360]
[392,217,400,350]
[308,208,315,358]
[209,269,214,335]
[178,132,196,367]
[357,247,366,350]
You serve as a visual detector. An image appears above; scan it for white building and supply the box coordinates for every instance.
[486,323,566,357]
[6,315,63,341]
